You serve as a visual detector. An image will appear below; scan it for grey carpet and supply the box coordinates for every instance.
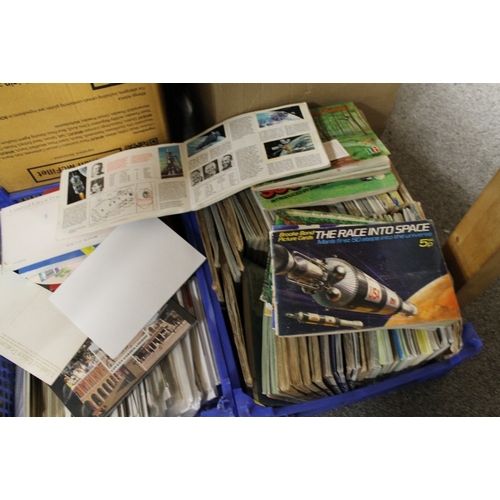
[317,83,500,416]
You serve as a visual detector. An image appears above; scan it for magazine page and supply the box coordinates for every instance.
[185,102,329,209]
[55,143,191,238]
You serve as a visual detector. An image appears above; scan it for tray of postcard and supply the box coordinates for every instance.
[0,184,235,417]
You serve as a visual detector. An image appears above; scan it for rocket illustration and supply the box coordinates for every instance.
[273,244,417,326]
[285,311,364,329]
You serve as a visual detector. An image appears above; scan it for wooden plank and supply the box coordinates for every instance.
[442,168,500,307]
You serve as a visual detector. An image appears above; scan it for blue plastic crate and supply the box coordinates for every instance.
[0,184,60,209]
[181,212,239,417]
[0,357,16,417]
[0,186,485,417]
[0,185,236,417]
[182,212,484,417]
[233,323,482,416]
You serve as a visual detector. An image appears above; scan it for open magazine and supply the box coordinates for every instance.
[55,102,330,239]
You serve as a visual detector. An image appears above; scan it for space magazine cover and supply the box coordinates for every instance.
[270,220,462,338]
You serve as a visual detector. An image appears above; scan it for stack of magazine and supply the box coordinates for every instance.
[195,103,463,408]
[262,217,461,404]
[253,101,393,191]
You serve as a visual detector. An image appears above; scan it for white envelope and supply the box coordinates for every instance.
[50,217,206,359]
[0,271,87,385]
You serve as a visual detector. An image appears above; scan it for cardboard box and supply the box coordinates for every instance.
[0,83,170,192]
[195,83,400,136]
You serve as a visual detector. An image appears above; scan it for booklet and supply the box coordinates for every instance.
[270,220,462,337]
[55,102,330,239]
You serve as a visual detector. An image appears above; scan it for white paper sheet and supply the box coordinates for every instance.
[1,191,112,272]
[0,271,87,385]
[323,139,349,162]
[49,217,206,359]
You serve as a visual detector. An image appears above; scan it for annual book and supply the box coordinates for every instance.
[252,102,391,191]
[255,172,399,211]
